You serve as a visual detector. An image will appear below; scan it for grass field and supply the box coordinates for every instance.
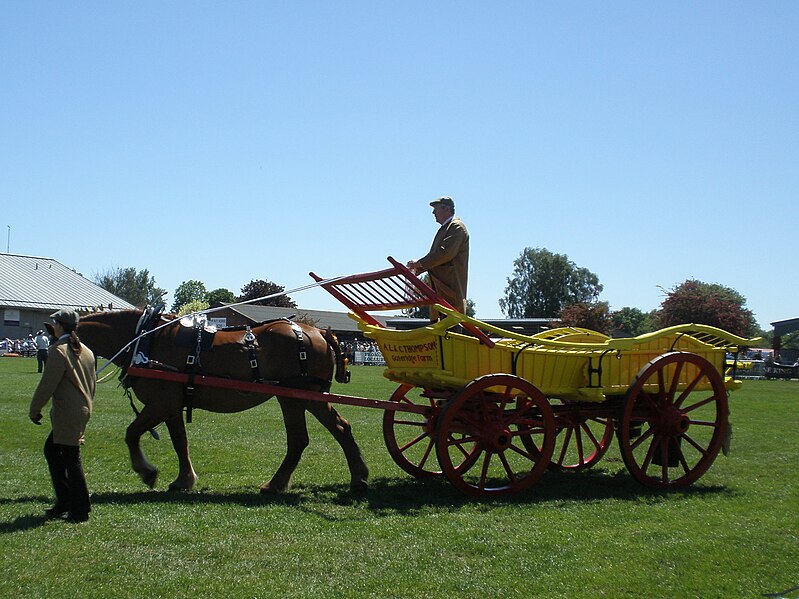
[1,357,797,598]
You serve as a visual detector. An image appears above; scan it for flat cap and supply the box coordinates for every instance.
[50,308,80,329]
[429,196,454,209]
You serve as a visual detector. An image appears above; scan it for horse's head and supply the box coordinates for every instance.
[77,309,144,364]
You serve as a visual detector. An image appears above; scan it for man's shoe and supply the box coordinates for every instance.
[65,513,89,523]
[44,506,68,520]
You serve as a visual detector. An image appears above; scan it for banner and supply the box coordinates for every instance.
[353,351,386,366]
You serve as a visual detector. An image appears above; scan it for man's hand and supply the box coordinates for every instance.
[30,413,42,425]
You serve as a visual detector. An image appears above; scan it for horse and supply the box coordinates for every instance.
[75,309,369,493]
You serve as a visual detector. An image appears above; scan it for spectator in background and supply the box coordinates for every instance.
[34,329,51,373]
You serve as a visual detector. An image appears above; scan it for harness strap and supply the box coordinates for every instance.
[288,321,308,377]
[244,326,262,382]
[120,305,164,388]
[183,322,204,424]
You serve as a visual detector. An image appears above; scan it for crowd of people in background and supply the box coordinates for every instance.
[1,330,54,371]
[2,335,39,356]
[339,339,384,365]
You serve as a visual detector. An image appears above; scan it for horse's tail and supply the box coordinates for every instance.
[324,327,350,384]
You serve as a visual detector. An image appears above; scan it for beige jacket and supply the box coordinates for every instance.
[30,338,96,446]
[416,217,470,315]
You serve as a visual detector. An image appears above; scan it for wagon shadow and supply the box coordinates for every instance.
[362,468,732,514]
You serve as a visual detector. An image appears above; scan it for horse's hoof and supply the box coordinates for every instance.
[142,469,158,489]
[168,474,198,492]
[167,482,191,492]
[260,483,288,494]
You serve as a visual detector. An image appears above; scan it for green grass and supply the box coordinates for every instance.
[1,357,797,598]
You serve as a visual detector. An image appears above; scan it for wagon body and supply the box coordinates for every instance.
[356,307,742,403]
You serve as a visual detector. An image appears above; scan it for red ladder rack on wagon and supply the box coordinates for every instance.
[311,257,758,497]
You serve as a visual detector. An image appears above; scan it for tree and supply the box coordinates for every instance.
[93,266,167,308]
[171,280,208,312]
[499,248,603,318]
[655,279,757,337]
[238,280,297,307]
[177,299,210,316]
[560,301,612,334]
[778,332,799,351]
[207,288,236,306]
[611,307,656,337]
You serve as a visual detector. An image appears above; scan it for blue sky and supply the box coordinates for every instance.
[2,2,796,328]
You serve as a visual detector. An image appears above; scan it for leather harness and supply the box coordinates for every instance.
[125,311,319,425]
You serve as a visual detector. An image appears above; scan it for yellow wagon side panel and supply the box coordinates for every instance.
[355,312,754,399]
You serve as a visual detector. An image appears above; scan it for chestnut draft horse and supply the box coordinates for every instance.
[76,309,368,493]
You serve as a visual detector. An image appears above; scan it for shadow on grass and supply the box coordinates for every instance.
[0,467,733,532]
[361,467,732,514]
[0,494,59,533]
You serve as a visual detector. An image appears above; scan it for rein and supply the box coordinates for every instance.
[96,364,121,384]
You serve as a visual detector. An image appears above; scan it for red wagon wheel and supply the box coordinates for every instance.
[618,352,728,489]
[435,374,555,497]
[518,402,613,471]
[382,384,477,478]
[547,404,614,471]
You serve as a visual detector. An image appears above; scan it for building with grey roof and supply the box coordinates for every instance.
[0,253,134,338]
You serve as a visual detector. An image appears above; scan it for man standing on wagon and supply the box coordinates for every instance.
[407,196,469,320]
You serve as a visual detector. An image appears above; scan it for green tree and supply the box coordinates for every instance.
[560,301,612,334]
[238,280,297,307]
[177,299,210,316]
[655,279,757,337]
[777,332,799,351]
[171,280,208,312]
[499,248,603,318]
[611,307,656,337]
[93,266,167,308]
[207,288,236,306]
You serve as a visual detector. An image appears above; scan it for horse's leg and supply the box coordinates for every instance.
[125,403,164,489]
[306,400,369,492]
[164,415,199,491]
[260,397,310,493]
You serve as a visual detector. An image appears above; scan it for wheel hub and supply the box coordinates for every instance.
[482,425,513,452]
[657,406,690,437]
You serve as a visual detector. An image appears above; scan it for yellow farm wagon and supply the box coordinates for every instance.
[312,257,757,497]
